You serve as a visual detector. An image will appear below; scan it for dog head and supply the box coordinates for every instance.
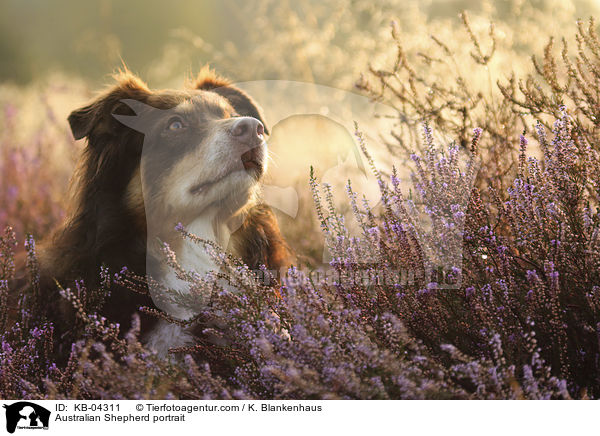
[67,69,269,234]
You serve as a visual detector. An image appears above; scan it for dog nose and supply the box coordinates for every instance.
[230,117,264,143]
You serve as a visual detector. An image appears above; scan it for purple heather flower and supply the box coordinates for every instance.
[465,286,475,297]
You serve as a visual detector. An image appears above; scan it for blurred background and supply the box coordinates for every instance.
[1,0,600,264]
[1,0,599,86]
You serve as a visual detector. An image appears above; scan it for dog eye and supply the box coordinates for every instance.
[167,117,184,131]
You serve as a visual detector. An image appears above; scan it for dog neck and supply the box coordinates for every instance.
[146,209,236,321]
[178,212,231,272]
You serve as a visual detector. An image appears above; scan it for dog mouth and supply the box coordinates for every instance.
[241,147,263,172]
[189,146,264,195]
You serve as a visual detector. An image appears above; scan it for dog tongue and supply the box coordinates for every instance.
[243,160,259,170]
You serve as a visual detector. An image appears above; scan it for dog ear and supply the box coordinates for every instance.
[68,102,100,140]
[68,73,151,140]
[191,67,269,134]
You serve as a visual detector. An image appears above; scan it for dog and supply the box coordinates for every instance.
[25,68,291,356]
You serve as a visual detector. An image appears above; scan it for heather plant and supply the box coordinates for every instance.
[374,112,599,397]
[357,13,600,195]
[499,18,600,144]
[1,111,596,400]
[104,119,587,399]
[0,231,234,400]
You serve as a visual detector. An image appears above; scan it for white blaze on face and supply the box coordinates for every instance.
[140,116,267,355]
[148,123,266,217]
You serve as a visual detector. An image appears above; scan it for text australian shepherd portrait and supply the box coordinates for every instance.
[15,68,292,357]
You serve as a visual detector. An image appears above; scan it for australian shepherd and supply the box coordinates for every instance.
[26,68,291,356]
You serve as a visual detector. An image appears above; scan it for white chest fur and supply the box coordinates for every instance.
[145,213,234,356]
